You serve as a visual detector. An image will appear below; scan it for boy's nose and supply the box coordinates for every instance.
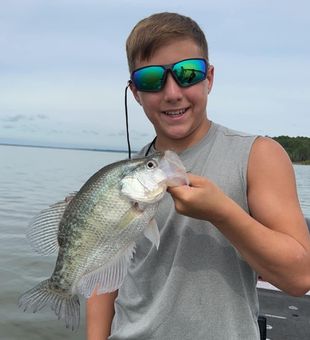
[162,73,183,102]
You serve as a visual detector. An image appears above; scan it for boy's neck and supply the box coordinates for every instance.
[154,119,212,153]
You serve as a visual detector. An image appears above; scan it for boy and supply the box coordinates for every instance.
[87,12,310,339]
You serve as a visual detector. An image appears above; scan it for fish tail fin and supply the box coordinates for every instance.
[18,279,80,330]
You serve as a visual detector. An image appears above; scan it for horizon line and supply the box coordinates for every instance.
[0,142,136,154]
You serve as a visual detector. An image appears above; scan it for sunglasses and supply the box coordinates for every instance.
[130,58,208,92]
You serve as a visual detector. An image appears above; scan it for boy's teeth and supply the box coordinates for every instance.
[163,109,186,116]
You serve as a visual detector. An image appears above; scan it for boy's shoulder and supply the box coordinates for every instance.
[214,122,257,139]
[135,122,259,158]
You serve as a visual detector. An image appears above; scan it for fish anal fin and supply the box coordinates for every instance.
[77,242,136,298]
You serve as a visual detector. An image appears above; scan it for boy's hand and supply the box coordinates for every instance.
[168,173,231,224]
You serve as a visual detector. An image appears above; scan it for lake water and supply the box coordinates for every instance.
[0,145,309,340]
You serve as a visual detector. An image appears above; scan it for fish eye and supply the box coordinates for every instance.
[146,160,158,170]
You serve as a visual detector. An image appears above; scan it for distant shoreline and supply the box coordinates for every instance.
[294,160,310,165]
[1,142,308,164]
[0,142,133,154]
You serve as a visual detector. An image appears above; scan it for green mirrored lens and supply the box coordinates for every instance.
[172,59,206,86]
[131,58,207,92]
[132,66,164,91]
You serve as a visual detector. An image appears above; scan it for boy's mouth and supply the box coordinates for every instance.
[162,108,188,116]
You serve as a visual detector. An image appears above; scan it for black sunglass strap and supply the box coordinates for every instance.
[125,81,132,159]
[125,80,156,159]
[144,137,157,157]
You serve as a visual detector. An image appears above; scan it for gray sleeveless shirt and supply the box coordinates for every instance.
[110,122,260,340]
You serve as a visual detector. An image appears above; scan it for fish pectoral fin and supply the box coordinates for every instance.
[117,204,142,230]
[77,242,136,298]
[143,218,160,250]
[27,194,76,255]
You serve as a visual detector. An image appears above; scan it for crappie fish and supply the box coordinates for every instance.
[18,150,188,330]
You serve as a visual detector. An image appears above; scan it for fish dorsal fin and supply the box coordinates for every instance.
[26,193,76,255]
[77,242,136,298]
[143,218,160,250]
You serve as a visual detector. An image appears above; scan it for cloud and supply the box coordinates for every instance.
[0,114,48,122]
[82,129,99,135]
[1,114,25,122]
[107,130,126,138]
[108,129,152,139]
[131,129,151,138]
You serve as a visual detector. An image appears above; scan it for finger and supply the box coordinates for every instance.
[167,184,192,199]
[187,173,208,187]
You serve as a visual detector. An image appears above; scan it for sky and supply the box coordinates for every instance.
[0,0,309,151]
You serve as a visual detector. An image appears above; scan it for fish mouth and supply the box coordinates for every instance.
[159,151,189,187]
[120,151,188,204]
[161,107,188,116]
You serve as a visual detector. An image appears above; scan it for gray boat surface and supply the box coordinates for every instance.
[257,217,310,340]
[258,287,310,340]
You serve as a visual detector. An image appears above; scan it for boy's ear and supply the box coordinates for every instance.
[129,81,142,105]
[207,65,215,94]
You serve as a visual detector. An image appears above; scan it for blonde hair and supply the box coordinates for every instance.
[126,12,209,73]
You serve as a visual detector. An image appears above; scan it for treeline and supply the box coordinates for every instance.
[272,136,310,164]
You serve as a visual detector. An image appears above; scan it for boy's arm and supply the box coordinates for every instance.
[168,137,310,296]
[86,290,118,340]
